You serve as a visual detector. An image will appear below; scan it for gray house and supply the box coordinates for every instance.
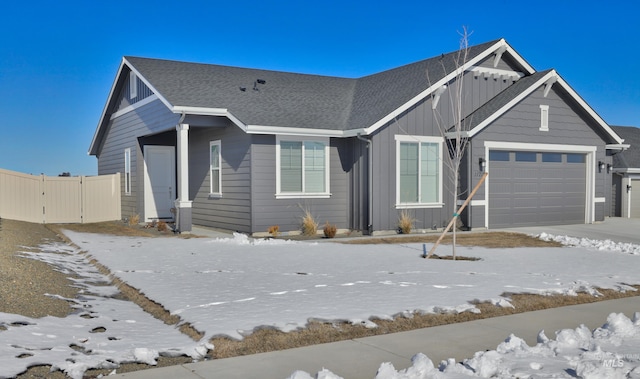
[89,38,626,234]
[611,126,640,217]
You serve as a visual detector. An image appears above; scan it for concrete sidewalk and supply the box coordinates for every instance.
[114,296,640,379]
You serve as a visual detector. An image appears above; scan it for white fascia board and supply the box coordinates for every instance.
[613,168,640,174]
[362,39,510,136]
[606,143,630,150]
[171,106,247,131]
[555,75,624,145]
[124,58,174,112]
[89,59,128,155]
[467,71,557,138]
[110,95,159,120]
[503,40,536,75]
[246,125,346,137]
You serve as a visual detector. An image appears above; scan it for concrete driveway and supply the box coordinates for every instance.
[501,217,640,244]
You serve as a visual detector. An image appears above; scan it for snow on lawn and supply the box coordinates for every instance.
[2,230,640,378]
[63,231,640,342]
[294,312,640,378]
[0,242,210,379]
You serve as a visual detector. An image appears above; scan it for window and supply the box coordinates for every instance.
[276,136,330,198]
[515,152,537,162]
[124,148,131,195]
[395,135,443,208]
[539,105,549,131]
[567,153,585,163]
[130,72,138,99]
[542,153,562,163]
[489,150,510,161]
[209,140,222,196]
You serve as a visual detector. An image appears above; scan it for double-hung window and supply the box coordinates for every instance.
[124,148,131,195]
[209,140,222,197]
[276,136,330,199]
[395,135,443,208]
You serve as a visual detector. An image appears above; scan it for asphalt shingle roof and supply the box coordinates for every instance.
[125,39,501,131]
[612,126,640,168]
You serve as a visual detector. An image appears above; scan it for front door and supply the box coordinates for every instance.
[144,145,176,221]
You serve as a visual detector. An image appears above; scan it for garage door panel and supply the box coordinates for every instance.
[489,150,586,228]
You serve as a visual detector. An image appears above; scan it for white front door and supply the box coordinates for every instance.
[144,145,176,221]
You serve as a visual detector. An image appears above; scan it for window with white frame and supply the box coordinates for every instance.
[124,148,131,195]
[540,105,549,131]
[276,136,330,198]
[130,72,137,99]
[395,135,443,208]
[209,140,222,196]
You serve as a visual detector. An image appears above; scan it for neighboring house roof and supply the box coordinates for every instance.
[612,126,640,170]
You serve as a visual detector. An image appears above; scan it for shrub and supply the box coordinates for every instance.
[301,208,318,236]
[397,209,416,234]
[323,222,337,238]
[267,225,280,237]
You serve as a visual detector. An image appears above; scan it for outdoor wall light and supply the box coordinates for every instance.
[628,184,633,192]
[607,164,612,173]
[598,161,605,172]
[479,157,486,171]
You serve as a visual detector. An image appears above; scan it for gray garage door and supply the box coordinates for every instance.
[488,150,586,228]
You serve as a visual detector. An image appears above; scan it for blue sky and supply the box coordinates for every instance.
[1,0,638,176]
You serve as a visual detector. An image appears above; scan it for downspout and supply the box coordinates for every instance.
[356,133,373,235]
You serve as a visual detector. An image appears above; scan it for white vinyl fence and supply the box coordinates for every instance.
[0,168,121,224]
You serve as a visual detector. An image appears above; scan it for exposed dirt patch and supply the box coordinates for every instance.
[342,231,563,248]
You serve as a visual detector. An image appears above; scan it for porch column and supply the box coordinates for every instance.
[175,123,192,232]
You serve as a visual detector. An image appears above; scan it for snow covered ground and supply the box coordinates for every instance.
[2,231,640,378]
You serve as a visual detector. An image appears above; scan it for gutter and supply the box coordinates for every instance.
[356,133,373,235]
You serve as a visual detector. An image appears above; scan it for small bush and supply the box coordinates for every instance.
[128,214,140,226]
[301,208,318,236]
[323,222,337,238]
[157,221,169,232]
[267,225,280,237]
[397,209,416,234]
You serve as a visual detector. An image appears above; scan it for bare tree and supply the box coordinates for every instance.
[430,27,473,260]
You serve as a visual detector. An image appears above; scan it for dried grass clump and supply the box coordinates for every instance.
[128,214,140,226]
[267,225,280,237]
[397,209,416,234]
[157,221,169,232]
[301,209,318,236]
[323,222,337,238]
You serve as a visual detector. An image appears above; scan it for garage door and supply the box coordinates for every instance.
[488,150,586,228]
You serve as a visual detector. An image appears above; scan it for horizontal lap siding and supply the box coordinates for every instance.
[251,135,348,234]
[97,99,179,219]
[190,125,251,233]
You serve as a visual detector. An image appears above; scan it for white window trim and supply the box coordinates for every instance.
[124,148,131,195]
[394,135,444,209]
[539,105,549,131]
[275,135,331,199]
[209,140,222,198]
[130,72,138,99]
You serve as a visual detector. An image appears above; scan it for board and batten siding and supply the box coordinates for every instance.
[367,59,515,232]
[97,98,180,220]
[250,135,349,234]
[190,124,252,233]
[469,84,612,227]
